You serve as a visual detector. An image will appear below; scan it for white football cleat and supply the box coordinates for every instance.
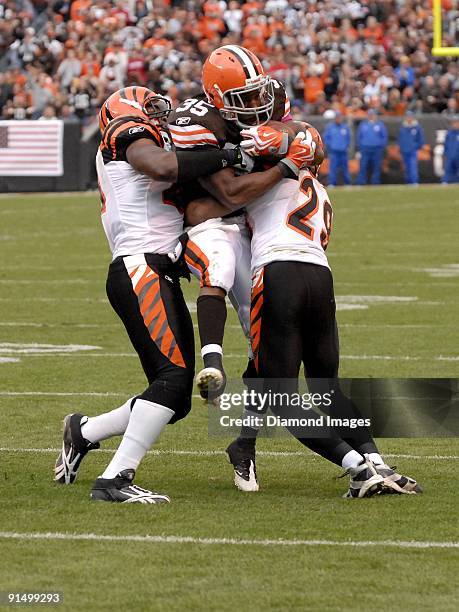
[196,366,226,400]
[226,439,259,492]
[342,454,384,498]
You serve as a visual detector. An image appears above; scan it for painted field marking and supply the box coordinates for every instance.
[0,343,101,354]
[0,321,243,330]
[421,264,459,278]
[0,352,457,362]
[0,531,456,549]
[0,447,457,461]
[0,321,454,332]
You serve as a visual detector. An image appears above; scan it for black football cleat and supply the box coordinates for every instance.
[376,464,423,495]
[54,413,100,484]
[226,439,259,492]
[90,469,170,504]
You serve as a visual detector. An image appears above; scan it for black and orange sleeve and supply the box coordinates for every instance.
[101,117,162,162]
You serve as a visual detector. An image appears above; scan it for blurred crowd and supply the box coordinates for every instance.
[0,0,458,123]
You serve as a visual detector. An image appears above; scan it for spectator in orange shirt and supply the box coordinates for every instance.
[80,53,101,78]
[70,0,91,22]
[144,28,170,51]
[362,16,384,43]
[242,30,267,56]
[303,68,325,104]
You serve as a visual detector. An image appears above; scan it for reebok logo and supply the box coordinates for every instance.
[129,126,145,135]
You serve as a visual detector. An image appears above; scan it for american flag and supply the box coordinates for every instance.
[0,120,63,177]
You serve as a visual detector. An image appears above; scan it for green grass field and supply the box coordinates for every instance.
[0,186,458,611]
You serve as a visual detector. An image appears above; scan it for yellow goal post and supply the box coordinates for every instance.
[432,0,459,56]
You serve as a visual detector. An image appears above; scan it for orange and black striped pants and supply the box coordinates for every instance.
[106,253,195,423]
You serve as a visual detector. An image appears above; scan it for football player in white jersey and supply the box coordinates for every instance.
[53,85,278,503]
[191,121,421,498]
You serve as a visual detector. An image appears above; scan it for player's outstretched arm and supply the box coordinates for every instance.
[126,138,249,184]
[198,165,284,209]
[198,131,317,209]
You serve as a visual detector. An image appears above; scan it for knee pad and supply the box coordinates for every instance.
[138,372,193,424]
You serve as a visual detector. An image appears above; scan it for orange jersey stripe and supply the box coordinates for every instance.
[170,344,186,368]
[160,327,175,358]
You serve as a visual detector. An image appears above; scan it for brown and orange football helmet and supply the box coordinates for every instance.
[202,45,274,128]
[98,86,171,133]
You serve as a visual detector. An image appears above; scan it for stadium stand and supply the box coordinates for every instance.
[0,0,458,124]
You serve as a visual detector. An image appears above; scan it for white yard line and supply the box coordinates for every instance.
[0,321,451,330]
[0,391,127,397]
[0,447,457,460]
[0,352,457,361]
[0,391,205,401]
[0,279,95,285]
[13,353,454,361]
[0,321,242,330]
[0,531,456,549]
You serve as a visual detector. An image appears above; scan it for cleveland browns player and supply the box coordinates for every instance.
[168,45,316,401]
[53,85,272,503]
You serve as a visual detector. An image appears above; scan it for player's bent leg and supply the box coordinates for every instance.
[90,398,175,504]
[88,253,195,503]
[195,287,228,400]
[185,222,239,399]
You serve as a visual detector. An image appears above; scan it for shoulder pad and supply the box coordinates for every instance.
[100,116,162,162]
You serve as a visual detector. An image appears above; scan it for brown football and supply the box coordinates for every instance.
[266,119,325,166]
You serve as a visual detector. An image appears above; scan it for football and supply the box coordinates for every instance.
[266,119,325,166]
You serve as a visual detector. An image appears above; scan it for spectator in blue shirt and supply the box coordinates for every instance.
[398,111,425,185]
[356,110,388,185]
[443,116,459,184]
[323,111,351,186]
[394,56,415,89]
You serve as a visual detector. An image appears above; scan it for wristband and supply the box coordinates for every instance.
[277,159,299,179]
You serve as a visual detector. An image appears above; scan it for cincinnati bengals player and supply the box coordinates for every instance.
[168,45,316,401]
[53,85,274,504]
[205,122,421,498]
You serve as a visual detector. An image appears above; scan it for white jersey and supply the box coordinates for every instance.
[246,169,333,273]
[96,115,183,259]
